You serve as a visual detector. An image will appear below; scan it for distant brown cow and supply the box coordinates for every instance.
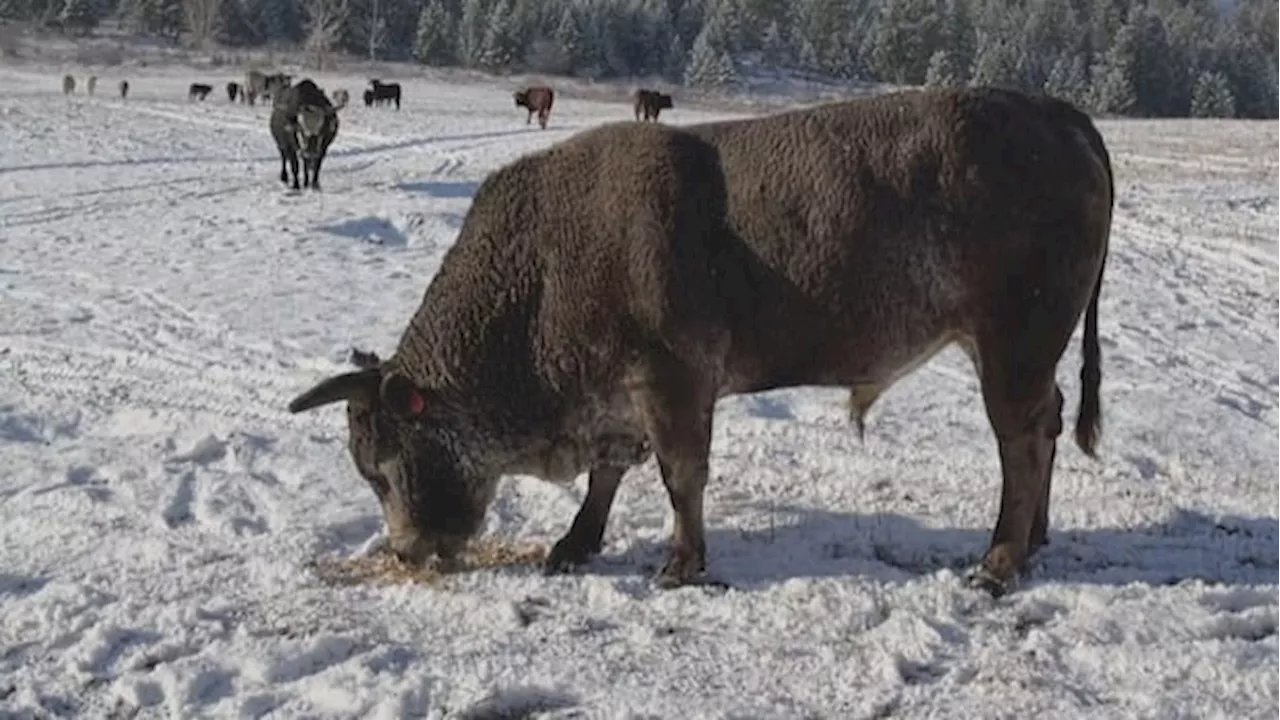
[62,75,75,95]
[514,86,554,129]
[633,88,673,122]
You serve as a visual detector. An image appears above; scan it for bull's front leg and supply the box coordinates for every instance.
[544,465,626,573]
[630,355,715,588]
[310,153,326,192]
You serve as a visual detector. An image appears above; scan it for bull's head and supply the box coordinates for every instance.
[295,105,332,158]
[513,90,527,108]
[287,350,496,565]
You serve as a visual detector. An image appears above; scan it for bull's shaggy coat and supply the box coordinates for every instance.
[288,87,1113,596]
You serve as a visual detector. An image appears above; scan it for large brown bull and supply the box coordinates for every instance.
[514,85,555,129]
[287,87,1113,598]
[633,88,673,122]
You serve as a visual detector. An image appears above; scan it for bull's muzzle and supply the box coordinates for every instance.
[387,530,467,567]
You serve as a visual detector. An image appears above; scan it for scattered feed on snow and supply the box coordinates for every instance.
[311,539,548,587]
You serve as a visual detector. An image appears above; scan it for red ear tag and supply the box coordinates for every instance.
[406,389,425,416]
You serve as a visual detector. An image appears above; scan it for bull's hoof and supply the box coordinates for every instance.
[542,534,600,575]
[966,566,1017,598]
[654,550,707,589]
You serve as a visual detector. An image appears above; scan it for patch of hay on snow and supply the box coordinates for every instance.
[312,537,548,586]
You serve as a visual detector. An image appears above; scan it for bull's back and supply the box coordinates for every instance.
[682,88,1112,389]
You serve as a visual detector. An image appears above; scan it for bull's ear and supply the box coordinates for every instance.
[287,368,380,413]
[380,372,426,418]
[349,347,381,369]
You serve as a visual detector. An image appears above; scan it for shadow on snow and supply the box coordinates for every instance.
[394,179,481,199]
[317,216,409,247]
[318,505,1277,592]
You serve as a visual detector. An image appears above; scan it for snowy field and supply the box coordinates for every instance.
[0,65,1276,719]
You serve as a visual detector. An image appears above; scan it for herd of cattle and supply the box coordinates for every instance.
[59,68,673,198]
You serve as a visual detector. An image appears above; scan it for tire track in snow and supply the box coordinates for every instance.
[0,341,316,430]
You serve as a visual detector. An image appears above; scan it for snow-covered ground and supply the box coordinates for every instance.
[0,65,1276,719]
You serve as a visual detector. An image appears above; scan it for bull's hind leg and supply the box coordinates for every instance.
[969,332,1068,597]
[1030,385,1065,552]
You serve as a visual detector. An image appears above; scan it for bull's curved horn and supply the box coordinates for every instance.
[287,368,381,413]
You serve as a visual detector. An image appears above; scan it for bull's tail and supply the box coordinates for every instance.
[1071,109,1113,459]
[1075,254,1104,457]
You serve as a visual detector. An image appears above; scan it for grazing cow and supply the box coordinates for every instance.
[119,80,129,100]
[514,85,554,128]
[285,87,1113,598]
[632,88,673,122]
[62,75,75,94]
[189,83,213,101]
[86,75,97,96]
[269,79,339,192]
[227,81,240,102]
[332,88,349,110]
[367,79,401,110]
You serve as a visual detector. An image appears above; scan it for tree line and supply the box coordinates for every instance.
[6,0,1276,118]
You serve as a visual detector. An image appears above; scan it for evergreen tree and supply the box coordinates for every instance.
[937,0,974,78]
[479,0,517,69]
[414,0,454,65]
[869,0,940,85]
[760,20,786,66]
[1044,52,1089,107]
[457,0,488,67]
[1190,69,1235,117]
[924,49,962,88]
[59,0,98,34]
[684,24,737,87]
[551,5,581,69]
[1090,21,1137,115]
[969,36,1022,90]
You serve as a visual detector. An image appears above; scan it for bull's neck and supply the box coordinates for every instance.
[391,241,558,428]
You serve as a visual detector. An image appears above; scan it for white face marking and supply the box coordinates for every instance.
[298,107,326,135]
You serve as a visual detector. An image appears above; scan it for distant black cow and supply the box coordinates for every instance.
[367,79,401,110]
[119,80,129,100]
[188,83,213,101]
[227,81,240,102]
[269,79,339,192]
[633,88,673,122]
[514,85,554,129]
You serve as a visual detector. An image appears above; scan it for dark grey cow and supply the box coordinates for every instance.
[287,87,1113,597]
[269,79,339,191]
